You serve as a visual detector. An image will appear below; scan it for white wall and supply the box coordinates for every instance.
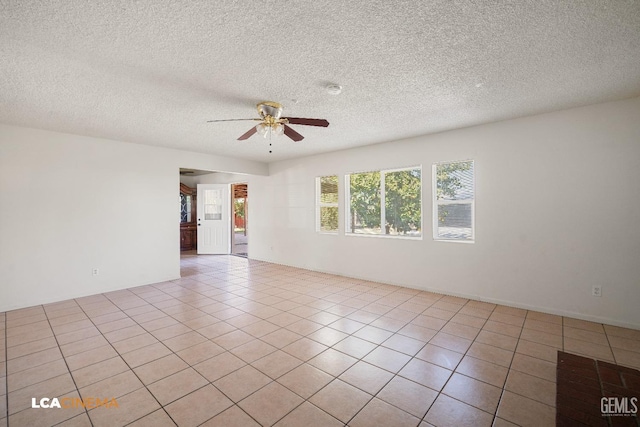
[3,98,639,327]
[0,124,267,312]
[248,97,640,328]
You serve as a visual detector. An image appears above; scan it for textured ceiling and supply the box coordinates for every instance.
[1,1,639,163]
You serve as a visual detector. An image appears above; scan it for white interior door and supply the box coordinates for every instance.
[197,184,230,254]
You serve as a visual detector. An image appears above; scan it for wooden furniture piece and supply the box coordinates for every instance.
[180,183,197,251]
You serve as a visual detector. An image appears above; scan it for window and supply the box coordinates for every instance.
[433,160,474,241]
[180,194,192,223]
[346,167,421,237]
[203,188,223,220]
[316,175,338,233]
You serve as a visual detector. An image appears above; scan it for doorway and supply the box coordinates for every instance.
[196,184,231,255]
[231,183,248,257]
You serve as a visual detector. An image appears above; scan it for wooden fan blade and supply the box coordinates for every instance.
[207,118,260,123]
[238,126,257,140]
[283,117,329,127]
[284,125,304,142]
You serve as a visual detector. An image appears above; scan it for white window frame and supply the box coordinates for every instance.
[316,175,339,234]
[432,160,475,243]
[345,165,422,239]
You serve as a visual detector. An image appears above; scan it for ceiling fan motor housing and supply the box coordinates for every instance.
[257,101,283,119]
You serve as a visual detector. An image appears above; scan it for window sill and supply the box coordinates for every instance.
[433,238,475,244]
[345,233,423,240]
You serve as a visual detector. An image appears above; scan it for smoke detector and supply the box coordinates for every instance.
[326,84,342,95]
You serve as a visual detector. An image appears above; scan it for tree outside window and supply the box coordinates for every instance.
[317,175,338,233]
[433,160,474,241]
[347,167,422,237]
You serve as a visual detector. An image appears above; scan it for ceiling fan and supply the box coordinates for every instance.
[207,101,329,144]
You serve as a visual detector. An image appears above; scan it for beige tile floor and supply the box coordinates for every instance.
[1,254,640,427]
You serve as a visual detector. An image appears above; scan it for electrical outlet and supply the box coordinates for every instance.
[92,268,99,276]
[592,285,602,297]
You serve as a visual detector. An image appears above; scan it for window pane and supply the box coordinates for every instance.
[349,171,381,234]
[437,204,473,239]
[320,206,338,232]
[436,161,474,201]
[317,175,338,233]
[384,169,421,236]
[435,160,474,241]
[320,176,338,204]
[180,194,187,223]
[204,189,222,220]
[180,194,192,223]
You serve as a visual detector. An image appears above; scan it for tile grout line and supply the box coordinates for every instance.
[282,296,474,424]
[6,284,417,424]
[68,298,179,427]
[188,296,404,425]
[602,323,618,366]
[183,261,565,424]
[487,306,526,427]
[213,266,519,424]
[180,261,358,426]
[506,314,564,407]
[331,316,426,425]
[114,296,253,426]
[171,266,439,426]
[41,303,93,426]
[420,301,499,426]
[199,260,620,422]
[102,282,266,427]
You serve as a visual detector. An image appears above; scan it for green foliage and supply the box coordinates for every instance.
[319,176,339,231]
[349,169,421,235]
[347,163,470,235]
[435,161,472,222]
[319,176,338,204]
[436,162,471,200]
[234,198,245,218]
[320,206,338,231]
[349,171,381,231]
[384,169,421,234]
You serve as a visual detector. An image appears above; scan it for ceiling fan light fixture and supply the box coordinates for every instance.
[256,122,284,138]
[256,123,268,137]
